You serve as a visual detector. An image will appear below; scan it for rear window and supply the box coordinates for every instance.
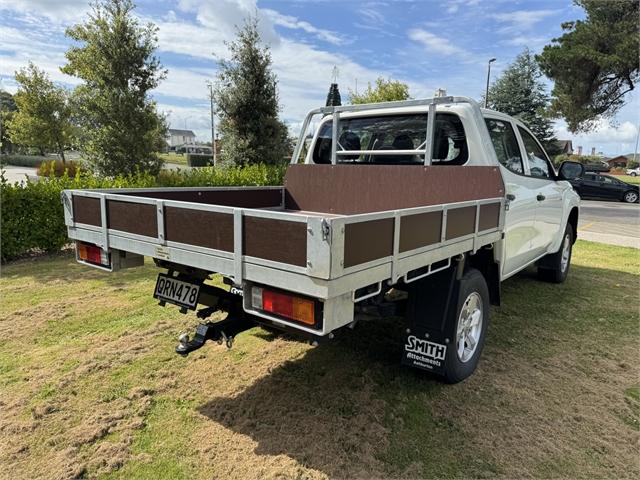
[312,113,468,165]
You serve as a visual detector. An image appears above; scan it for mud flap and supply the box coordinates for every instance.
[401,260,461,375]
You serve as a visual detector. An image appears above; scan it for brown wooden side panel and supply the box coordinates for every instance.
[119,188,283,208]
[165,207,233,251]
[107,200,158,238]
[399,211,442,253]
[285,164,504,214]
[445,206,476,240]
[478,202,501,231]
[343,218,394,268]
[243,217,307,267]
[72,196,101,226]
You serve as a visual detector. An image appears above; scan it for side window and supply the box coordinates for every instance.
[517,126,552,179]
[484,118,524,174]
[601,176,615,184]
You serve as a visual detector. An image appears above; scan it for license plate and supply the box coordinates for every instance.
[154,274,200,309]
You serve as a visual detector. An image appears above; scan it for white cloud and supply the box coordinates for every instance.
[0,0,89,22]
[407,28,468,57]
[492,9,558,34]
[263,9,347,46]
[555,118,640,156]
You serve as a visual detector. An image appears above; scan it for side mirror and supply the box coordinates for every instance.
[558,161,584,180]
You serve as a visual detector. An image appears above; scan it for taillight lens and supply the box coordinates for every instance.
[251,287,316,326]
[77,242,110,267]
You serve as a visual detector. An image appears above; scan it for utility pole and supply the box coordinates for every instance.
[634,122,640,165]
[484,58,496,108]
[207,81,216,166]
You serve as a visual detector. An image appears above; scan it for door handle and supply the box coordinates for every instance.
[537,194,546,201]
[506,193,516,201]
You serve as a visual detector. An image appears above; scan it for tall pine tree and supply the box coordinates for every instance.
[537,0,638,132]
[214,17,288,165]
[62,0,167,176]
[485,49,558,154]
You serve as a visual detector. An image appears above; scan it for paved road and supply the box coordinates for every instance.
[578,200,639,248]
[1,165,38,184]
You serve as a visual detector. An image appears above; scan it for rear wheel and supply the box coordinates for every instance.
[538,223,573,283]
[623,190,639,203]
[442,269,490,383]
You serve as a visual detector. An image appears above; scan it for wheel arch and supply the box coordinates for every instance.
[466,248,501,307]
[567,207,579,243]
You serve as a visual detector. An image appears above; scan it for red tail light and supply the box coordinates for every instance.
[251,287,316,326]
[76,242,110,267]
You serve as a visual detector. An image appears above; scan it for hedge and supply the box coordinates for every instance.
[0,164,287,261]
[186,153,213,167]
[0,154,51,168]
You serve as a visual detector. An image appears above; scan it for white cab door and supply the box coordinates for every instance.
[484,117,540,277]
[516,126,563,255]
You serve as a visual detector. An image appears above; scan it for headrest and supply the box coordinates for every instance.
[392,134,414,150]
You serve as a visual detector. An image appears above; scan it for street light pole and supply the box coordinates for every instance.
[485,58,496,108]
[207,81,216,166]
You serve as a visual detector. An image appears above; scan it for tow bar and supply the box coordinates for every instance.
[176,314,254,355]
[173,283,255,356]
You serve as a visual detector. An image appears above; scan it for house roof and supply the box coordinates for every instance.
[168,129,196,137]
[555,139,573,150]
[605,155,629,164]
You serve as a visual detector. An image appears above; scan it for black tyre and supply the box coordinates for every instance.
[631,172,637,177]
[442,268,490,384]
[623,190,639,203]
[538,223,574,283]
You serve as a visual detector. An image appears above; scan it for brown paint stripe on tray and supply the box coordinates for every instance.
[164,207,234,252]
[399,211,442,253]
[445,206,476,240]
[479,202,501,231]
[107,200,158,238]
[243,216,307,267]
[72,196,101,226]
[343,218,394,268]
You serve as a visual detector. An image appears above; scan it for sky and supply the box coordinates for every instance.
[0,0,638,156]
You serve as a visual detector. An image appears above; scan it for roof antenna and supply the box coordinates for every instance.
[326,66,342,107]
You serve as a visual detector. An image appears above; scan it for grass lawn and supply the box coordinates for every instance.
[158,152,188,166]
[618,174,640,185]
[0,241,638,479]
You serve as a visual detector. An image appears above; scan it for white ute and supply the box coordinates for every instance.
[63,96,583,383]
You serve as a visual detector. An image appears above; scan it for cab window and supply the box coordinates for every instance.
[484,118,524,174]
[517,126,553,179]
[311,113,468,165]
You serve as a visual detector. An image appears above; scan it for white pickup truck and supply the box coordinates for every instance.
[62,96,583,383]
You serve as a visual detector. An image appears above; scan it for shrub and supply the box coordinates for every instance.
[186,153,213,167]
[37,160,80,178]
[0,154,49,168]
[0,163,286,261]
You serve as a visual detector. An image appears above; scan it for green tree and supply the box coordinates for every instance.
[62,0,167,175]
[349,77,410,104]
[6,64,73,159]
[537,0,639,132]
[0,90,17,154]
[485,49,558,153]
[214,17,289,166]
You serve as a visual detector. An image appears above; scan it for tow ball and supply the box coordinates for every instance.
[175,313,254,356]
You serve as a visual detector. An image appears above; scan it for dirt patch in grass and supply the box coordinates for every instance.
[0,241,638,479]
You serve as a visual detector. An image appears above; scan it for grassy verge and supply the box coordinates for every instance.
[618,174,640,185]
[158,153,187,166]
[0,241,638,479]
